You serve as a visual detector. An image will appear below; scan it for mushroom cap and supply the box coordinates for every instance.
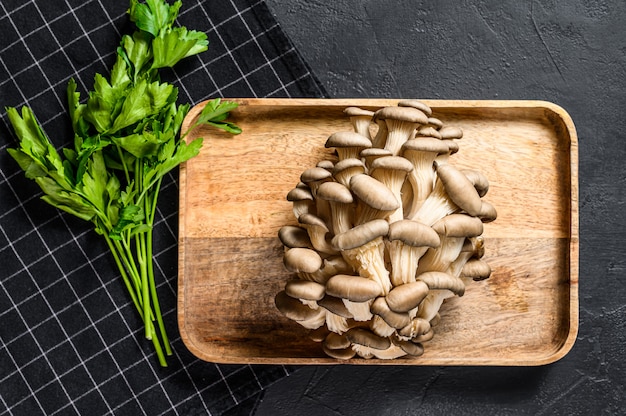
[478,200,497,223]
[285,279,326,301]
[435,163,483,217]
[397,99,433,117]
[388,219,440,248]
[417,271,466,296]
[300,167,332,184]
[402,137,450,155]
[462,169,490,197]
[345,327,391,350]
[393,339,425,356]
[349,174,400,211]
[286,186,313,202]
[427,117,443,129]
[461,258,492,281]
[323,332,352,350]
[331,218,389,251]
[325,274,382,302]
[374,105,429,125]
[317,295,353,318]
[325,131,372,150]
[275,290,320,321]
[317,160,335,171]
[439,126,464,139]
[316,181,354,204]
[369,155,414,176]
[431,213,484,238]
[322,344,357,360]
[398,317,431,338]
[344,106,375,117]
[385,281,430,313]
[370,297,411,329]
[416,126,442,139]
[446,140,460,155]
[278,225,312,249]
[283,247,323,273]
[298,213,329,232]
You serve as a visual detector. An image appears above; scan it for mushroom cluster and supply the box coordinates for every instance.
[275,100,496,360]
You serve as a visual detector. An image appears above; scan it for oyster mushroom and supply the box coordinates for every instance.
[300,166,332,223]
[417,213,484,275]
[298,213,338,255]
[274,290,325,329]
[316,181,354,235]
[373,106,429,156]
[360,147,392,171]
[344,107,374,140]
[370,296,411,329]
[401,137,450,218]
[412,162,483,225]
[332,158,366,188]
[325,274,381,321]
[369,156,414,223]
[286,186,314,219]
[385,281,430,313]
[325,131,372,161]
[387,219,440,286]
[331,219,392,295]
[345,327,391,359]
[461,258,492,281]
[397,99,433,117]
[278,225,312,250]
[349,173,400,225]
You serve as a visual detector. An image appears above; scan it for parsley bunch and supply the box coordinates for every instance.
[6,0,240,366]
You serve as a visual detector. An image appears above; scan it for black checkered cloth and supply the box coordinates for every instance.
[0,1,325,415]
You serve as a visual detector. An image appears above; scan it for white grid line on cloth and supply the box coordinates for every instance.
[0,4,65,112]
[0,172,116,415]
[229,0,290,96]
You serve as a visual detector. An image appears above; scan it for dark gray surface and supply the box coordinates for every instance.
[258,1,626,414]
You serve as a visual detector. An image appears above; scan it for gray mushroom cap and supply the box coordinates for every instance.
[418,271,466,296]
[427,117,443,130]
[325,274,382,302]
[431,213,484,238]
[285,279,326,301]
[300,166,332,184]
[463,169,490,197]
[388,219,440,248]
[435,162,483,217]
[325,131,372,160]
[374,105,429,125]
[397,99,433,117]
[439,126,464,139]
[402,137,450,155]
[350,174,400,212]
[344,106,375,117]
[477,200,498,223]
[286,186,313,202]
[332,158,366,187]
[317,295,353,318]
[278,225,312,249]
[283,247,323,274]
[370,297,411,329]
[393,338,425,356]
[275,290,321,322]
[461,258,492,281]
[385,281,430,313]
[323,332,352,350]
[345,327,391,350]
[360,147,393,168]
[416,126,442,139]
[369,155,414,178]
[331,218,390,251]
[316,181,354,204]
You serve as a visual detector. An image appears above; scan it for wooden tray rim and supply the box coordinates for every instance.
[177,98,579,366]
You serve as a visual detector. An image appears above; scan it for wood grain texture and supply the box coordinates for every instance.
[177,98,578,365]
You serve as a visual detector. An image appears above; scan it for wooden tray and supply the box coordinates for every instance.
[178,98,578,366]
